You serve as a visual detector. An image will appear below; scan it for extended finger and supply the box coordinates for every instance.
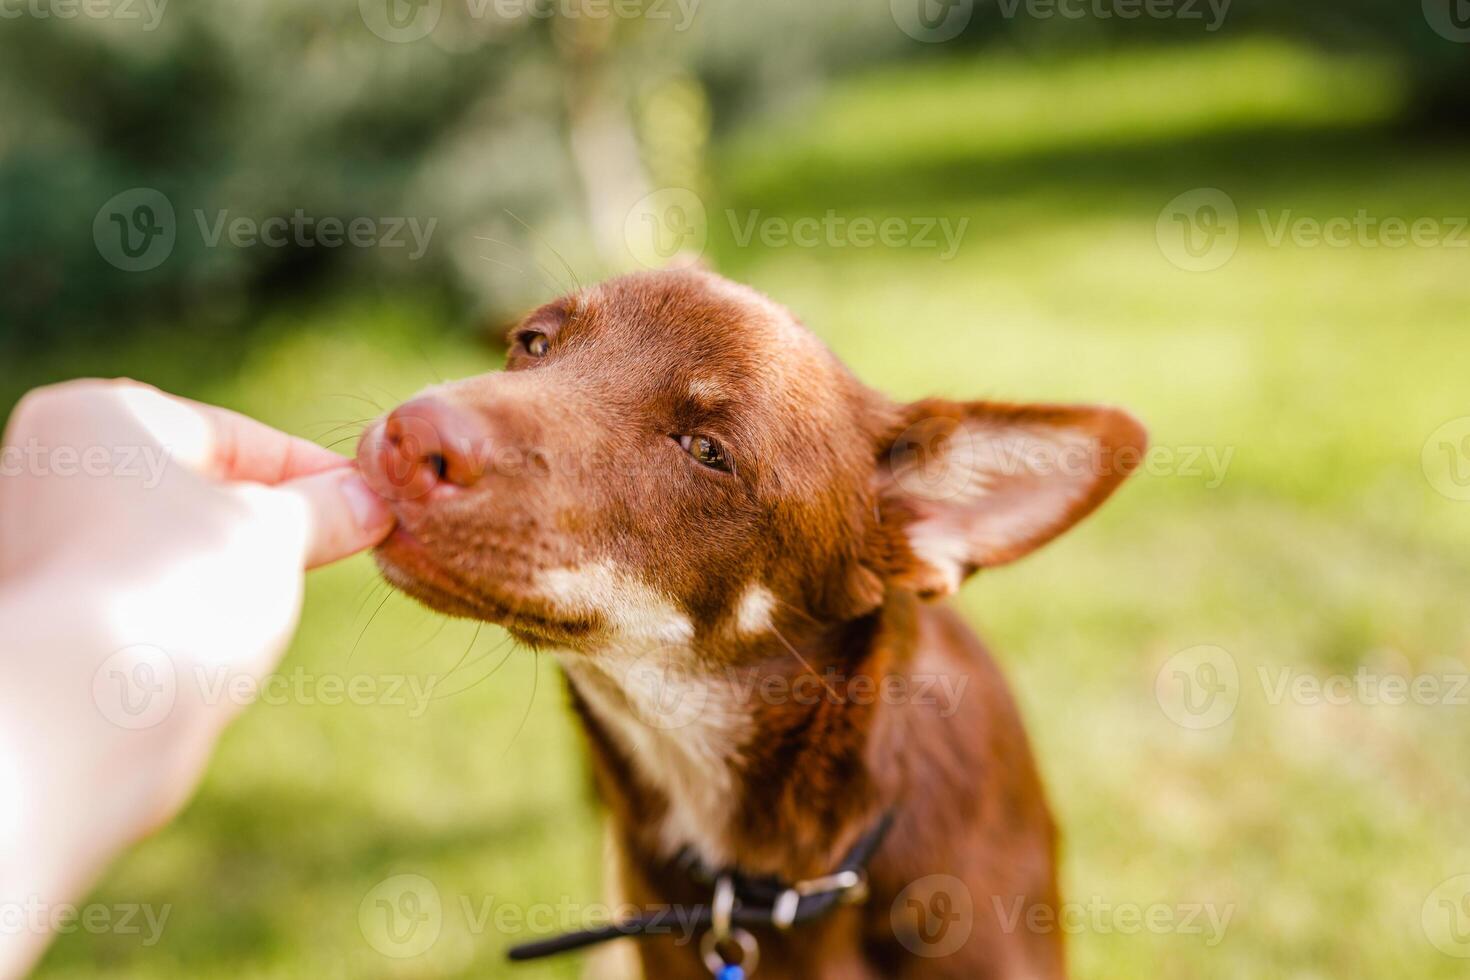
[269,468,397,569]
[108,382,353,484]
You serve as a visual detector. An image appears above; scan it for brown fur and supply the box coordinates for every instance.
[357,269,1146,978]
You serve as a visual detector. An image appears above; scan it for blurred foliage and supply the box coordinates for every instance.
[0,4,571,348]
[1,0,1466,352]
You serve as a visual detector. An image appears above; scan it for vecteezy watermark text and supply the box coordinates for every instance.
[472,0,700,29]
[888,416,1234,503]
[611,655,975,732]
[0,0,167,30]
[726,211,971,261]
[1158,188,1470,271]
[194,210,437,260]
[888,874,1232,959]
[1256,210,1470,250]
[990,0,1229,31]
[359,875,709,959]
[94,188,438,272]
[93,647,444,730]
[992,895,1234,946]
[1259,665,1470,708]
[1156,645,1470,731]
[0,898,170,946]
[620,190,974,268]
[889,0,1228,43]
[358,0,701,44]
[0,439,171,488]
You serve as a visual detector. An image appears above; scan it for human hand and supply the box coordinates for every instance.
[0,379,395,978]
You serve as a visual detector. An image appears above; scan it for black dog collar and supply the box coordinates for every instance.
[507,809,896,972]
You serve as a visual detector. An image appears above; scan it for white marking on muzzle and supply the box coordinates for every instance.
[538,561,694,646]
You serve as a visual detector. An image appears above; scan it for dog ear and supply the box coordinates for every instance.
[870,399,1147,599]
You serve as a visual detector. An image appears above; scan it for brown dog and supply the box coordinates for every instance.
[357,269,1145,979]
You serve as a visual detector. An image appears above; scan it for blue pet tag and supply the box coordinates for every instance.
[716,966,745,980]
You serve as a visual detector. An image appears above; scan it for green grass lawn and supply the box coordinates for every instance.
[27,37,1470,979]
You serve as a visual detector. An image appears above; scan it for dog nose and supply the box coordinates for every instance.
[361,397,493,499]
[386,397,493,489]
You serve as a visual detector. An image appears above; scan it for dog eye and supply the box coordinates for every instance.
[520,331,550,357]
[677,434,730,472]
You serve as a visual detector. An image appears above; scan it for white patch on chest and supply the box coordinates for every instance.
[539,561,750,866]
[558,647,751,868]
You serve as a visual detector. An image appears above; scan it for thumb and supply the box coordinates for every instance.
[275,468,397,569]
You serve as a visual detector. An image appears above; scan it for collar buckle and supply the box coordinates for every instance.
[704,875,760,977]
[771,869,870,930]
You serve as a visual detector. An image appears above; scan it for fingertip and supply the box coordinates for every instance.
[286,469,396,570]
[339,471,397,544]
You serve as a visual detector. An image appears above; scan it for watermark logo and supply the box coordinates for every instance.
[1423,875,1470,957]
[1156,645,1239,730]
[360,874,443,958]
[624,188,708,270]
[891,875,974,958]
[889,417,975,502]
[891,0,975,42]
[1424,0,1470,42]
[94,188,176,273]
[1157,188,1239,272]
[1423,417,1470,502]
[618,646,711,731]
[92,645,177,730]
[359,0,441,42]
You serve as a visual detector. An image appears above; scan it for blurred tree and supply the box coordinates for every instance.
[1,0,1464,353]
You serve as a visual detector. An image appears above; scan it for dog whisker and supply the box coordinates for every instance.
[404,612,453,656]
[500,646,540,758]
[443,621,484,680]
[349,589,396,664]
[503,208,584,295]
[349,576,389,621]
[769,593,820,628]
[428,633,519,702]
[771,622,841,702]
[304,416,376,432]
[310,419,373,443]
[475,238,570,298]
[328,392,386,413]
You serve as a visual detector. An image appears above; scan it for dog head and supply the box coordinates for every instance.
[357,269,1146,654]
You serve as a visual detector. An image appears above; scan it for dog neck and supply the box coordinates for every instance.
[557,591,918,881]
